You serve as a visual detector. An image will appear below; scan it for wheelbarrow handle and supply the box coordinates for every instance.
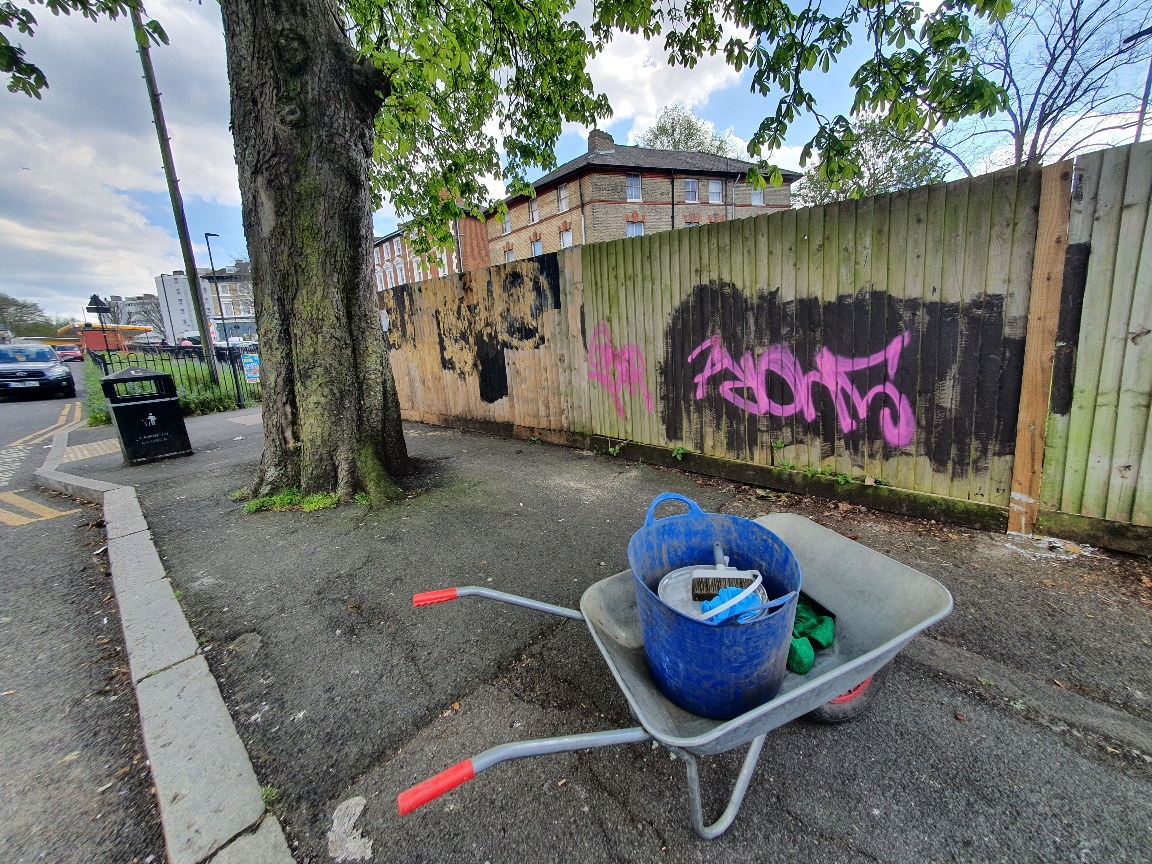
[413,586,584,621]
[398,727,650,815]
[398,759,476,815]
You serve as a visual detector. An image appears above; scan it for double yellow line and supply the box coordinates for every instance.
[8,401,86,446]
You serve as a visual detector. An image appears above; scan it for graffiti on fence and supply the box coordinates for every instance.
[687,332,915,447]
[588,320,654,419]
[662,281,1026,475]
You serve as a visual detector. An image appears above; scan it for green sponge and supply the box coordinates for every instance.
[787,595,835,675]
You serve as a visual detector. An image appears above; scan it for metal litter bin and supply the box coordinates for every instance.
[101,367,193,465]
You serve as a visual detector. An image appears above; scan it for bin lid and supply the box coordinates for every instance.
[101,366,173,383]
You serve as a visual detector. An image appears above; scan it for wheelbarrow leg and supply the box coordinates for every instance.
[676,733,766,840]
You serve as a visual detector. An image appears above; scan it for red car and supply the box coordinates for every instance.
[54,345,84,362]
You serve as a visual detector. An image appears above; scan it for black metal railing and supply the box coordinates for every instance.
[88,346,261,413]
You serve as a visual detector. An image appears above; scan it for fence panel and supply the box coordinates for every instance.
[1041,141,1152,527]
[580,166,1042,506]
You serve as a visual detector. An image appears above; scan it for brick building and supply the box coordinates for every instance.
[484,129,799,266]
[372,217,489,291]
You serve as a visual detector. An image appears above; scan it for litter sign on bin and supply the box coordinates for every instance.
[242,353,260,382]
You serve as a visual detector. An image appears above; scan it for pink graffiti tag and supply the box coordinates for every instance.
[588,321,655,419]
[687,332,915,448]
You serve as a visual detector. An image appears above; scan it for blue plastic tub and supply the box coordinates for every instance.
[628,493,801,720]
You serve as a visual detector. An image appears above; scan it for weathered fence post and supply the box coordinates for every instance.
[1008,161,1074,536]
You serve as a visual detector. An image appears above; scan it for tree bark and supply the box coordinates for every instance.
[219,0,409,503]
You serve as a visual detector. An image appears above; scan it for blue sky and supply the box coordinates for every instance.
[1,0,872,319]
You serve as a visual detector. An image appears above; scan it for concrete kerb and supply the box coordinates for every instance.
[34,426,295,864]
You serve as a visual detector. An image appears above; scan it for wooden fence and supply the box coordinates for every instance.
[381,141,1152,550]
[1040,142,1152,530]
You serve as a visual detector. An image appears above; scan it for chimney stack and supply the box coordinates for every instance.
[587,129,615,153]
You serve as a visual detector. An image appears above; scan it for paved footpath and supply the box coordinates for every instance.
[1,380,165,863]
[49,407,1152,864]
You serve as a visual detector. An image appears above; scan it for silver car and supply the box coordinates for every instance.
[0,345,77,399]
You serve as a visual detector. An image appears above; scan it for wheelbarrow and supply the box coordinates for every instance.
[399,512,953,839]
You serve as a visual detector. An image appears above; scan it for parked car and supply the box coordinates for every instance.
[54,345,84,362]
[0,345,77,398]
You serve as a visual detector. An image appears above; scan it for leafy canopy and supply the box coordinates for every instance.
[794,114,948,205]
[592,0,1010,188]
[638,104,736,155]
[2,0,165,98]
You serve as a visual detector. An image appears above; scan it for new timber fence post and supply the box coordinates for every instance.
[1008,161,1074,536]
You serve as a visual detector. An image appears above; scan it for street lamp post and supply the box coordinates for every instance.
[204,233,244,408]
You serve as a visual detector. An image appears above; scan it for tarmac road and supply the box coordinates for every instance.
[0,372,165,864]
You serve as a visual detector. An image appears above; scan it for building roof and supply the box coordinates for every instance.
[498,131,799,208]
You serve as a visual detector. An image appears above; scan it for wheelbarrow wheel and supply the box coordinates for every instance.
[807,662,891,724]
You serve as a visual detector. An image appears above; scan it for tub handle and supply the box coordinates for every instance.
[644,493,706,527]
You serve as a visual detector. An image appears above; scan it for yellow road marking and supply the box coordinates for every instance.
[7,401,83,446]
[27,402,85,445]
[0,508,33,526]
[0,490,81,524]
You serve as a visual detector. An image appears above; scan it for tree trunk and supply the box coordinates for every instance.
[219,0,409,503]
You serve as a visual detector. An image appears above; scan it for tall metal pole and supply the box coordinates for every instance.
[205,233,244,408]
[129,6,219,383]
[1125,27,1152,145]
[158,273,177,345]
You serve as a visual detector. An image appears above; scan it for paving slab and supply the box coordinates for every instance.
[135,655,266,864]
[103,485,150,539]
[107,528,167,594]
[209,816,295,864]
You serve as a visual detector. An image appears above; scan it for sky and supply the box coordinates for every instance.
[0,0,948,320]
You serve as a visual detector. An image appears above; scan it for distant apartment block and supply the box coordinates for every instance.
[483,130,798,266]
[155,260,256,342]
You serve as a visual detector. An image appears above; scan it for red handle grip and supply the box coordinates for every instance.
[413,588,458,607]
[398,759,475,815]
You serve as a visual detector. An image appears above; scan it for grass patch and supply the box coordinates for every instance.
[243,488,339,513]
[354,492,371,506]
[230,489,253,501]
[301,492,338,512]
[83,359,111,426]
[244,488,302,513]
[261,785,279,809]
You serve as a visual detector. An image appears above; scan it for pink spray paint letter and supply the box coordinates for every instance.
[687,332,915,448]
[588,321,655,420]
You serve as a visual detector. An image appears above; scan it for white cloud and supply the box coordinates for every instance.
[0,0,236,317]
[587,31,741,129]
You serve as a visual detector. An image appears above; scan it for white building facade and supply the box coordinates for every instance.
[155,261,256,342]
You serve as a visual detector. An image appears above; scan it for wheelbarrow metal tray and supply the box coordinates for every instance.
[580,513,952,756]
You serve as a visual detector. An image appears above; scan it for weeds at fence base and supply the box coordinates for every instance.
[230,489,253,502]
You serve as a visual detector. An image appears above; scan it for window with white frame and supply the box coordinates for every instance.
[384,265,395,289]
[626,220,644,238]
[559,229,573,248]
[504,248,515,263]
[708,179,723,204]
[374,248,381,265]
[626,173,642,202]
[413,256,423,282]
[751,187,764,206]
[393,259,405,285]
[375,271,384,292]
[531,239,543,256]
[502,213,512,235]
[558,183,569,212]
[528,198,539,224]
[684,179,698,203]
[393,238,403,256]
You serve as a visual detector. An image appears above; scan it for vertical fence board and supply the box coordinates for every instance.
[1008,161,1073,535]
